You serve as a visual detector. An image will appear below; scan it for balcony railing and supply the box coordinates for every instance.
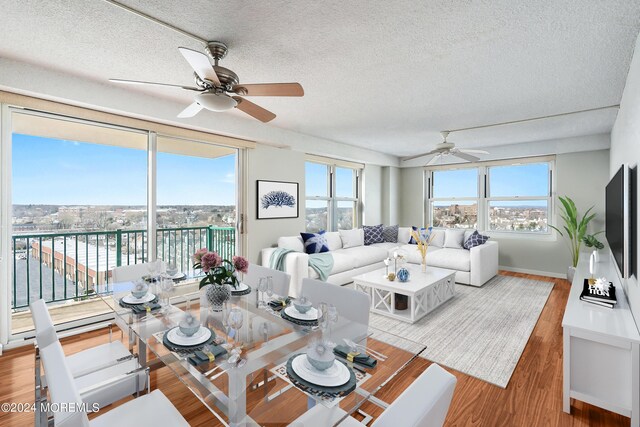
[11,226,235,310]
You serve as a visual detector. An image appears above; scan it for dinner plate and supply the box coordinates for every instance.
[165,326,211,347]
[291,354,350,387]
[233,282,250,292]
[168,272,186,280]
[284,306,319,321]
[121,293,156,305]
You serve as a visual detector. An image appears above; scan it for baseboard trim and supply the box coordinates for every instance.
[499,265,567,280]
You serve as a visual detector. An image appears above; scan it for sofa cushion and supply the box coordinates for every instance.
[395,245,442,264]
[325,232,343,251]
[463,230,490,249]
[427,248,470,271]
[278,236,304,252]
[430,230,445,247]
[397,227,411,244]
[344,245,389,268]
[382,225,399,243]
[300,231,329,254]
[444,229,466,249]
[369,242,399,251]
[363,224,384,245]
[339,228,364,249]
[323,249,357,275]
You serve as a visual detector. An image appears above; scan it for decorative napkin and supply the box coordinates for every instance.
[268,297,291,311]
[187,346,228,367]
[130,302,162,314]
[333,345,377,369]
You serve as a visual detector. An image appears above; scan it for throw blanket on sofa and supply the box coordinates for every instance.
[269,248,334,281]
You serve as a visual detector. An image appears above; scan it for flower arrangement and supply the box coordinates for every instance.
[410,226,435,272]
[193,248,249,290]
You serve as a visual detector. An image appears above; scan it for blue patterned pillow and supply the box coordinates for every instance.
[300,231,329,254]
[363,224,384,245]
[382,225,399,242]
[408,226,427,244]
[463,230,489,249]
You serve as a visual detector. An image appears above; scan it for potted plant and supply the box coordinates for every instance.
[193,248,249,311]
[582,232,605,263]
[549,196,597,284]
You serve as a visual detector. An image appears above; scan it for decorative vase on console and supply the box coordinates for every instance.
[410,226,435,273]
[192,248,249,312]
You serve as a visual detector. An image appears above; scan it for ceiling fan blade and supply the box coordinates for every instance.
[401,149,440,162]
[427,154,442,165]
[177,102,204,118]
[178,47,221,86]
[459,149,489,154]
[452,151,480,162]
[109,78,202,91]
[232,97,276,123]
[232,83,304,97]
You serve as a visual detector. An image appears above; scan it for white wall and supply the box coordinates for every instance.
[247,146,306,263]
[611,32,640,324]
[398,149,610,277]
[363,164,382,225]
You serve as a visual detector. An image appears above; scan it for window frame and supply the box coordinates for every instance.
[425,156,555,236]
[305,159,362,232]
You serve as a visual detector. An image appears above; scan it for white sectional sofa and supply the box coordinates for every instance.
[261,227,498,297]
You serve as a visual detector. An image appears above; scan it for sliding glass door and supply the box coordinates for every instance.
[1,108,242,341]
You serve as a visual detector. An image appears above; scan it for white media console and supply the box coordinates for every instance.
[562,251,640,425]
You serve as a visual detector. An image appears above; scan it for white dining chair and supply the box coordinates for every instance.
[301,278,371,343]
[291,363,457,427]
[39,339,190,427]
[30,299,148,413]
[243,263,292,297]
[111,261,165,283]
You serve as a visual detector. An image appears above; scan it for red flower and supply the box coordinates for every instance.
[232,256,249,274]
[200,252,222,273]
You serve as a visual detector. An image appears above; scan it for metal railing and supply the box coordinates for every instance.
[11,226,235,310]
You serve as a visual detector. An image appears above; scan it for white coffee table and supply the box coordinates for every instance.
[352,264,456,323]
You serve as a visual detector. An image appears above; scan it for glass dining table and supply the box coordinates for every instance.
[100,279,427,426]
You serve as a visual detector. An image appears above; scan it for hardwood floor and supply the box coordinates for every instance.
[0,272,631,426]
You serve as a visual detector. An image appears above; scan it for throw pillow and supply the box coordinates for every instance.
[463,230,490,249]
[429,230,445,247]
[382,225,399,243]
[443,229,466,248]
[363,224,384,245]
[300,231,329,254]
[339,228,364,249]
[408,226,427,244]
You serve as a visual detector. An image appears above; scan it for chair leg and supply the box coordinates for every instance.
[109,323,113,343]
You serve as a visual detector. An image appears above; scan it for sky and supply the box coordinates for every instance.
[306,162,356,198]
[432,163,549,200]
[12,134,236,205]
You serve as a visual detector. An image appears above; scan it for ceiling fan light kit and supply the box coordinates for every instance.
[110,40,303,123]
[196,92,237,112]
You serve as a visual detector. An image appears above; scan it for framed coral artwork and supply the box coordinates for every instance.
[256,180,299,219]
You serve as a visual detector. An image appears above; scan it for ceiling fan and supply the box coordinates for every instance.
[402,131,489,165]
[110,41,304,123]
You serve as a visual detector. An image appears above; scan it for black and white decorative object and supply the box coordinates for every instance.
[257,180,299,219]
[463,230,490,249]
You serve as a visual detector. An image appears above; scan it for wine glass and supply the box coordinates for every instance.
[221,300,231,345]
[327,304,338,344]
[265,276,274,300]
[159,277,174,312]
[257,277,267,309]
[228,308,244,347]
[318,302,329,336]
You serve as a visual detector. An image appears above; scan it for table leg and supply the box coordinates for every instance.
[563,328,570,413]
[228,367,248,426]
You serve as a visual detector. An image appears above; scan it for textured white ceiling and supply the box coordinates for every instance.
[0,0,639,158]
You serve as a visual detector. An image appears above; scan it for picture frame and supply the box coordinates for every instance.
[256,180,299,219]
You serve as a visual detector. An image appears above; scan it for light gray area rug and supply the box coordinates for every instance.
[368,274,554,388]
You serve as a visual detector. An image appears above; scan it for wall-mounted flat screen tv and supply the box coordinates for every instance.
[605,165,628,279]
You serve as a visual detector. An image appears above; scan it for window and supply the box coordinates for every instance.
[426,157,553,234]
[487,163,550,232]
[305,160,361,232]
[430,168,478,229]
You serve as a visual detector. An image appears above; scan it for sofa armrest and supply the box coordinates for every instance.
[260,248,309,298]
[469,240,498,287]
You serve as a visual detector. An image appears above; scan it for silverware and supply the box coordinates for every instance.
[343,338,387,360]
